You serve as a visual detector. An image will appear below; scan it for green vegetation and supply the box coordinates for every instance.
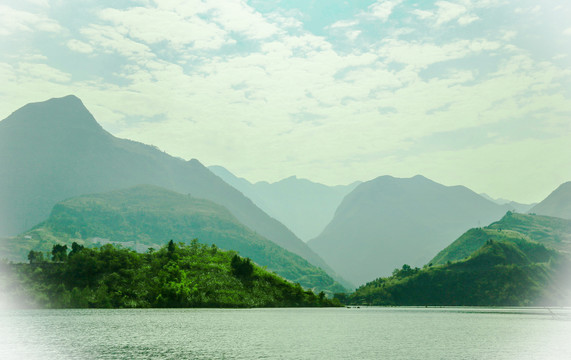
[431,212,571,265]
[6,185,345,294]
[345,237,571,306]
[3,241,340,308]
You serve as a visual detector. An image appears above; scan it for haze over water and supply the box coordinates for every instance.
[2,307,571,359]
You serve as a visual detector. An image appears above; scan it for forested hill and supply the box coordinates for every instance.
[431,212,571,265]
[2,241,340,308]
[5,185,346,293]
[346,238,571,306]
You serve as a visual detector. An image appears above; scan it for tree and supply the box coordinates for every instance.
[69,242,84,257]
[231,255,254,278]
[51,244,68,262]
[27,250,44,264]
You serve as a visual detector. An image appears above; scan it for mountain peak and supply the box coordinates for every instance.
[1,95,105,134]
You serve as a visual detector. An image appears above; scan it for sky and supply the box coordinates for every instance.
[0,0,569,204]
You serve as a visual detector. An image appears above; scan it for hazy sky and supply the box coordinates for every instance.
[1,0,569,203]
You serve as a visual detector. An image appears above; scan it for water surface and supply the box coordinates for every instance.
[1,307,570,359]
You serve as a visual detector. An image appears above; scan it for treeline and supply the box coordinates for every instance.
[3,240,340,308]
[336,240,571,307]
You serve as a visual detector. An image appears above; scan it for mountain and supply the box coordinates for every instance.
[529,181,571,219]
[308,175,515,286]
[0,95,338,281]
[209,165,360,240]
[3,241,340,308]
[431,212,571,265]
[479,193,535,213]
[4,185,344,293]
[347,238,571,306]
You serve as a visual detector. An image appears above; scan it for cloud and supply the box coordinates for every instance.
[97,6,232,51]
[368,0,402,21]
[80,24,154,59]
[205,0,280,40]
[329,19,359,29]
[377,38,501,69]
[435,1,469,26]
[411,9,433,20]
[67,39,93,54]
[0,5,61,36]
[93,0,281,55]
[16,63,71,83]
[564,27,571,36]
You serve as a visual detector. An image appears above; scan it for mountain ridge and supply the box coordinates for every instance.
[209,165,360,241]
[0,95,339,284]
[529,181,571,220]
[309,174,518,286]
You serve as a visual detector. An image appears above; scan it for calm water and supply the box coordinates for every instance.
[1,307,571,359]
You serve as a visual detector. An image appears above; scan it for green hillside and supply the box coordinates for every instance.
[347,239,571,306]
[2,241,340,308]
[5,185,345,293]
[431,212,571,265]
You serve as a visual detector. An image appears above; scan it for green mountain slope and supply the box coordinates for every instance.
[3,241,340,308]
[0,95,337,281]
[530,181,571,219]
[209,165,360,241]
[348,239,571,306]
[7,185,345,293]
[431,212,571,265]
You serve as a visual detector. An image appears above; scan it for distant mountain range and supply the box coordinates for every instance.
[308,175,519,286]
[478,193,535,213]
[529,181,571,220]
[209,165,360,240]
[0,95,342,285]
[5,185,344,293]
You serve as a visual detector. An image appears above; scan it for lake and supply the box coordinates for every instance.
[1,307,571,359]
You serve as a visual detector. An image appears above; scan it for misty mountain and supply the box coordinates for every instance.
[0,95,337,281]
[479,193,535,213]
[529,181,571,219]
[209,165,360,240]
[6,185,344,292]
[308,175,515,286]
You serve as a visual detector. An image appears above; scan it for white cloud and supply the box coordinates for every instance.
[0,5,61,36]
[16,62,71,83]
[412,9,433,20]
[97,6,231,51]
[206,0,280,40]
[368,0,402,21]
[80,24,154,59]
[564,27,571,36]
[435,1,468,26]
[458,14,479,25]
[329,19,359,29]
[377,38,501,69]
[67,39,93,54]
